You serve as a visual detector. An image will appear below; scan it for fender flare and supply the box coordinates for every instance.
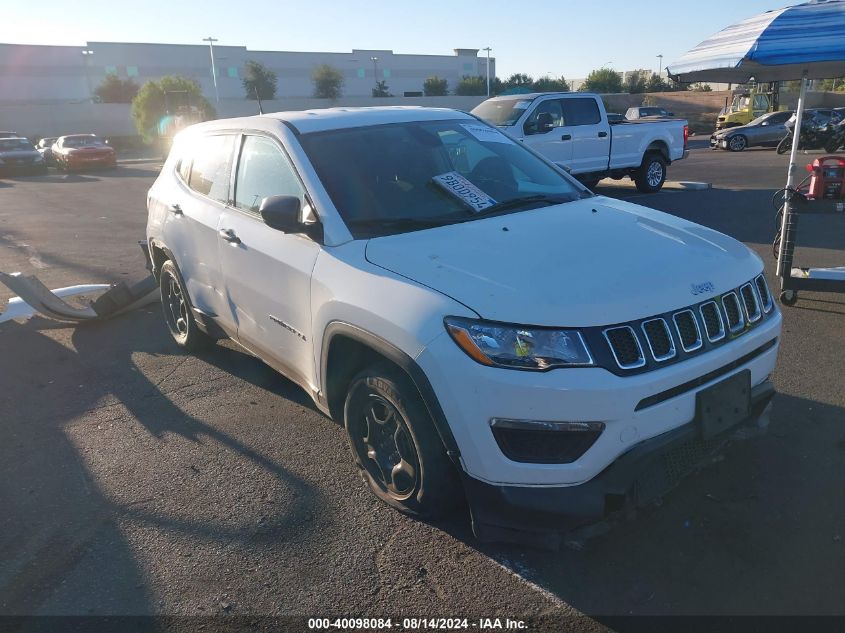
[321,321,461,464]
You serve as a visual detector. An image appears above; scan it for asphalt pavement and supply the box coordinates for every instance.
[1,147,844,630]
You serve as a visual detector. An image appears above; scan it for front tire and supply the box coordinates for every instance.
[634,153,667,193]
[728,135,747,152]
[344,363,462,519]
[159,260,209,351]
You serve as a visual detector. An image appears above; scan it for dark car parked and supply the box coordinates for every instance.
[0,131,20,139]
[710,110,794,151]
[0,137,48,176]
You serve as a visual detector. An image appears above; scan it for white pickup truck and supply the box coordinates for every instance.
[472,92,689,192]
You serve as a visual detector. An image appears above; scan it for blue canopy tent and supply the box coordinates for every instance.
[667,0,845,302]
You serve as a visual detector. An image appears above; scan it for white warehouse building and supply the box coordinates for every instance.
[0,41,496,104]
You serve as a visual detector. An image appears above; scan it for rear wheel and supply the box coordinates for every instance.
[344,363,462,519]
[159,259,209,351]
[634,153,667,193]
[728,135,747,152]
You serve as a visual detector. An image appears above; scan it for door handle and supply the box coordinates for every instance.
[598,131,608,138]
[218,228,241,244]
[561,134,572,141]
[168,203,183,215]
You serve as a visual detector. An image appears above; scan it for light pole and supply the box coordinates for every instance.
[483,47,492,96]
[81,49,94,102]
[371,56,379,91]
[203,36,220,103]
[656,54,663,77]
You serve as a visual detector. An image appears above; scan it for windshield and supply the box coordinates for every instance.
[471,98,533,126]
[300,119,585,238]
[0,139,34,151]
[63,136,104,147]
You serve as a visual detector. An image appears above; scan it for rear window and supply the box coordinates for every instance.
[63,136,104,147]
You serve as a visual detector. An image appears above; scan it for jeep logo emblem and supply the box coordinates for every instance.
[691,281,715,295]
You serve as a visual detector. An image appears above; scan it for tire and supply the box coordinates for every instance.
[344,363,462,519]
[728,135,747,152]
[780,290,798,306]
[634,153,667,193]
[158,259,209,351]
[777,136,792,155]
[824,138,842,153]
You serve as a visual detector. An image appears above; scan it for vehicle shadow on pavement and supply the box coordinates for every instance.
[452,391,845,617]
[0,311,321,615]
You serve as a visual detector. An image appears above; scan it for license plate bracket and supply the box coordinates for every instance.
[696,369,751,440]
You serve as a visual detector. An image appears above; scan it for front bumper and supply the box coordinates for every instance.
[464,380,775,546]
[0,161,47,175]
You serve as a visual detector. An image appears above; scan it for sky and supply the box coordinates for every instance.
[3,0,787,79]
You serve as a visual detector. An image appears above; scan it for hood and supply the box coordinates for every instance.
[0,149,40,159]
[365,198,761,327]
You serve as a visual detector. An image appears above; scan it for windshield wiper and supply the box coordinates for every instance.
[475,194,575,216]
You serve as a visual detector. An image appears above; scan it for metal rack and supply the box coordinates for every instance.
[774,186,845,306]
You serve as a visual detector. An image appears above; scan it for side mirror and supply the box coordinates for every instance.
[536,112,555,133]
[761,121,769,126]
[259,195,303,232]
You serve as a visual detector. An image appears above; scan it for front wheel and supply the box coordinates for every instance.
[634,153,667,193]
[728,135,747,152]
[344,364,462,519]
[777,135,793,155]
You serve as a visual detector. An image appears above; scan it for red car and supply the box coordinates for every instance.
[53,134,116,171]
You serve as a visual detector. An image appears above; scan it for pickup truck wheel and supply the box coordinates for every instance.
[634,153,667,193]
[159,259,209,351]
[728,135,747,152]
[344,364,462,519]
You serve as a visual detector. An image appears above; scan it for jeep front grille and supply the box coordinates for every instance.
[722,292,745,333]
[603,326,645,369]
[673,310,703,352]
[641,318,675,362]
[699,301,726,342]
[599,276,776,373]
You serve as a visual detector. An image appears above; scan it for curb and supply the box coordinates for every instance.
[598,179,712,191]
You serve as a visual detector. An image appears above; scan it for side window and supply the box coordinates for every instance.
[564,98,602,126]
[177,154,192,183]
[234,135,305,214]
[187,134,236,203]
[525,99,565,129]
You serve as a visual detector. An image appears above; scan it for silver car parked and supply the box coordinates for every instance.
[710,110,794,151]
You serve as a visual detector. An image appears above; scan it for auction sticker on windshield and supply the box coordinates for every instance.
[461,123,514,144]
[432,171,496,212]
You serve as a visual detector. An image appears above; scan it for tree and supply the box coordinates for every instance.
[94,73,139,103]
[504,73,534,90]
[582,68,623,93]
[690,82,713,92]
[131,75,214,141]
[423,76,449,96]
[312,64,343,99]
[242,60,277,100]
[533,75,570,92]
[372,80,392,98]
[623,70,649,94]
[645,73,670,93]
[817,77,845,92]
[455,75,487,96]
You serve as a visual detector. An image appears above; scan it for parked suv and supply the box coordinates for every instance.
[146,107,781,544]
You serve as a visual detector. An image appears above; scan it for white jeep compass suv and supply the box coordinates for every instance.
[146,107,781,545]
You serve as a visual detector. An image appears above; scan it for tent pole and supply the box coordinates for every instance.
[776,72,808,281]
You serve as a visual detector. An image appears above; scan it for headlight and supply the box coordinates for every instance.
[444,316,594,370]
